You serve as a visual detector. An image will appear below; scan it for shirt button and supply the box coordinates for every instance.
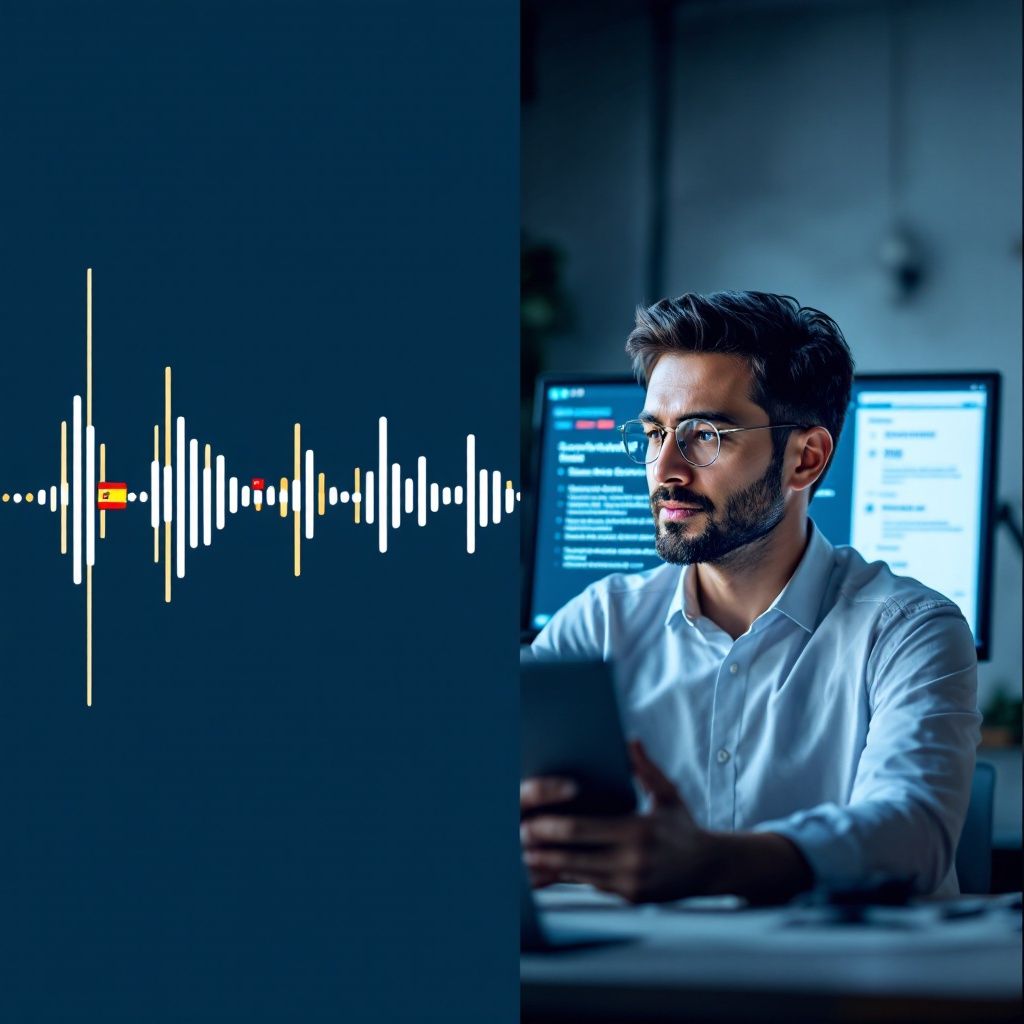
[717,749,731,764]
[729,663,739,675]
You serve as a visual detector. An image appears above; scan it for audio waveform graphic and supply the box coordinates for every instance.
[6,271,520,707]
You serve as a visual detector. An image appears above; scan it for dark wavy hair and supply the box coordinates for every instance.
[625,291,854,495]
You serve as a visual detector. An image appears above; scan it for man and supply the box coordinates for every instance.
[522,291,980,904]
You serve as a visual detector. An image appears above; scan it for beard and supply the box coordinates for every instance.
[651,450,787,567]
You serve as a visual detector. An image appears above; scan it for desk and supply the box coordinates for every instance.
[522,887,1022,1023]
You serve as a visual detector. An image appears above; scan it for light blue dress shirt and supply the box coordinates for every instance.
[531,521,981,897]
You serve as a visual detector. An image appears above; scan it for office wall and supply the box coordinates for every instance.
[522,0,1022,709]
[522,1,652,370]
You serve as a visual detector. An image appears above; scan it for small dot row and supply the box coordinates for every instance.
[2,492,149,504]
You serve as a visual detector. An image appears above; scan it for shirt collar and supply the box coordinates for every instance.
[665,562,702,630]
[766,520,834,632]
[663,519,834,634]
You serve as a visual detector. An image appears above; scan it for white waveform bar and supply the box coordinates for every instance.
[390,462,399,529]
[85,425,95,568]
[378,417,387,552]
[73,395,82,584]
[216,455,225,531]
[202,462,211,546]
[176,418,186,577]
[189,439,199,548]
[162,466,172,526]
[150,458,159,531]
[305,449,314,540]
[466,434,475,554]
[418,456,427,527]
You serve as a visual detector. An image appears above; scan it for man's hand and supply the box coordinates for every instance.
[520,740,715,903]
[520,741,816,904]
[519,775,580,889]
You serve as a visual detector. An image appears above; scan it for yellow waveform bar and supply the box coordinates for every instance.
[279,476,288,518]
[354,467,361,524]
[293,423,301,577]
[318,472,325,516]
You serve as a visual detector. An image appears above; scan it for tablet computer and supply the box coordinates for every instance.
[520,659,637,818]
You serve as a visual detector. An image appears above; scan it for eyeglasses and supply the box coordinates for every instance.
[618,418,807,468]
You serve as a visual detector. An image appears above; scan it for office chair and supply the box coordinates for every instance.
[954,761,996,895]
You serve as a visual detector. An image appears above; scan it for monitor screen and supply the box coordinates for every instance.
[524,373,999,658]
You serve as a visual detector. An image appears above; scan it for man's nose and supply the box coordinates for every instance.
[651,431,696,487]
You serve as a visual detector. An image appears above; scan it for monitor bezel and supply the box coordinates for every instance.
[523,370,1001,660]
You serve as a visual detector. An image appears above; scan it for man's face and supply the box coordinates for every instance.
[642,352,788,566]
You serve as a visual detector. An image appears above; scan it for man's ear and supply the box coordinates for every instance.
[787,426,833,494]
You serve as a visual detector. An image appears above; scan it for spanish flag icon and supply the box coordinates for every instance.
[97,482,128,509]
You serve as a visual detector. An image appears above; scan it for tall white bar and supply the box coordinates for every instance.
[304,449,314,539]
[85,425,95,567]
[391,463,401,529]
[365,471,374,523]
[378,417,388,553]
[189,439,199,549]
[328,486,338,506]
[266,485,276,506]
[162,466,172,524]
[492,469,501,524]
[404,477,413,515]
[241,485,250,508]
[430,482,439,513]
[478,467,488,529]
[202,466,212,545]
[454,485,463,505]
[49,485,57,512]
[150,459,159,530]
[229,476,238,514]
[73,396,82,584]
[216,455,225,530]
[505,483,514,515]
[442,486,451,506]
[466,435,475,554]
[176,418,186,578]
[417,456,427,526]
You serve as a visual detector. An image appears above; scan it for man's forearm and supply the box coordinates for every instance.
[700,831,815,905]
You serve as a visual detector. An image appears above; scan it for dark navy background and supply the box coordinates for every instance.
[0,3,518,1020]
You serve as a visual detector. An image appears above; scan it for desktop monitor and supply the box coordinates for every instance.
[523,372,999,659]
